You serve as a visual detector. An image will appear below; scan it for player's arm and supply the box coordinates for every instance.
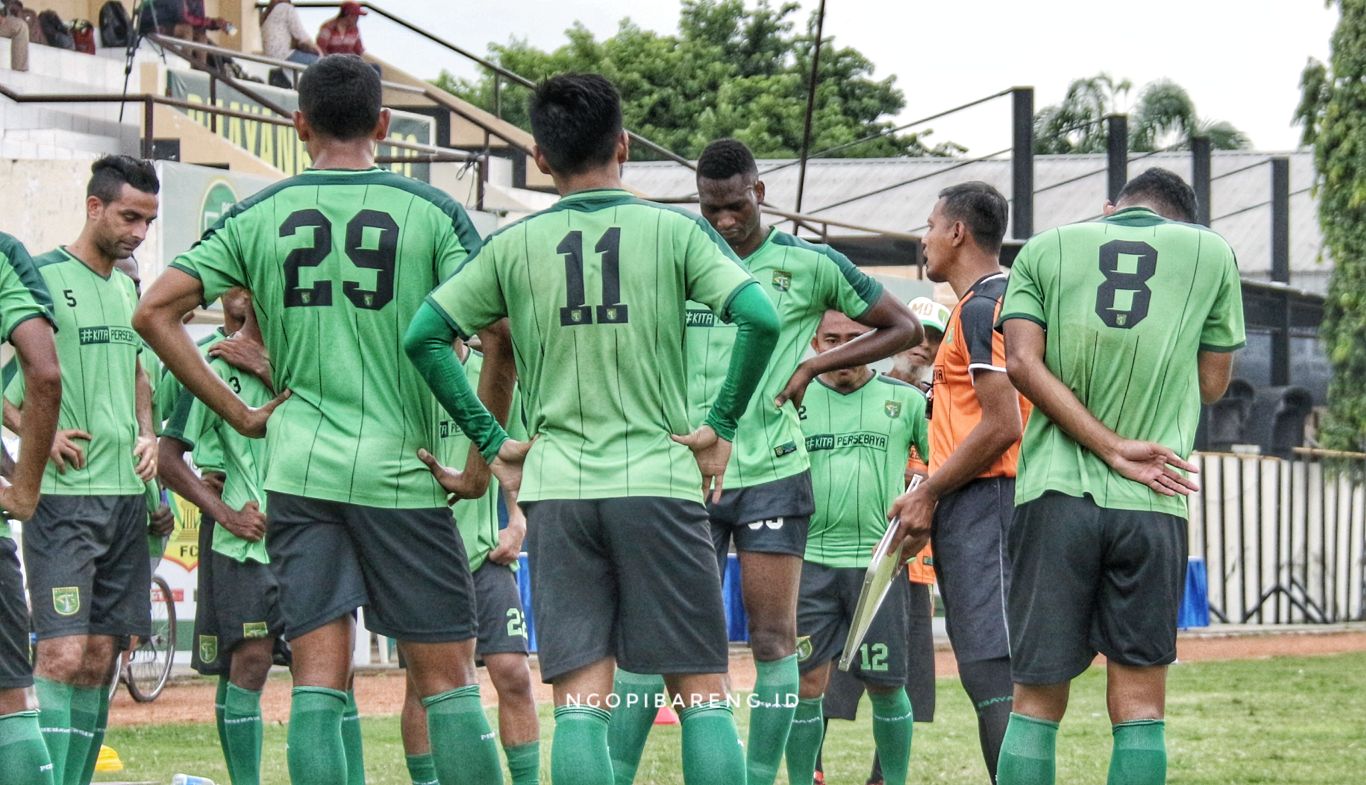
[208,337,275,392]
[132,358,157,481]
[1196,250,1245,404]
[133,268,287,438]
[157,435,264,542]
[1198,351,1235,404]
[777,291,922,408]
[1,318,61,519]
[2,397,19,434]
[5,372,88,475]
[487,485,526,566]
[1002,318,1198,496]
[453,320,517,500]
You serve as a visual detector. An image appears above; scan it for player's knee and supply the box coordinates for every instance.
[488,656,533,697]
[229,646,276,690]
[747,625,797,661]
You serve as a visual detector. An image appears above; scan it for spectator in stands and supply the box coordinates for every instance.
[0,0,30,71]
[316,2,366,56]
[260,0,318,64]
[140,0,230,66]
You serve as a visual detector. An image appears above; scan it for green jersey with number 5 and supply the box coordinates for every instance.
[998,207,1246,517]
[170,167,483,509]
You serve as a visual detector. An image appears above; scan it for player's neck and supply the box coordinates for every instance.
[729,225,768,259]
[308,140,378,171]
[947,251,1003,299]
[65,234,116,277]
[553,166,625,197]
[823,366,873,393]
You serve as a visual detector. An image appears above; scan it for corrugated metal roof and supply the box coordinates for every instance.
[623,151,1328,293]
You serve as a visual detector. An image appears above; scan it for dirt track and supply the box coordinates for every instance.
[109,629,1366,727]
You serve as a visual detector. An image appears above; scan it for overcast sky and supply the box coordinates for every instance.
[296,0,1339,156]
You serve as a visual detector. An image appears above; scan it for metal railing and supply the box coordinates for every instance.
[1191,449,1366,624]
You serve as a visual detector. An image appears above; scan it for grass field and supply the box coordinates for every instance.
[99,652,1366,784]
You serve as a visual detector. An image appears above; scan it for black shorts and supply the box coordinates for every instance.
[709,471,815,566]
[471,561,529,659]
[932,477,1013,663]
[1008,492,1188,684]
[795,561,909,687]
[0,538,32,689]
[23,495,151,640]
[265,493,476,643]
[524,497,729,683]
[191,520,288,676]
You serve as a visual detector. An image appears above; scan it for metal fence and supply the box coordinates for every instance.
[1191,449,1366,624]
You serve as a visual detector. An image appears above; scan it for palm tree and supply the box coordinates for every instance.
[1034,74,1250,154]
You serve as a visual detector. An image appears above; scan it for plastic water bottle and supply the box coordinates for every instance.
[171,775,216,785]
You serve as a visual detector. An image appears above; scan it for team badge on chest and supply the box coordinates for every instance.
[771,270,792,292]
[884,400,902,419]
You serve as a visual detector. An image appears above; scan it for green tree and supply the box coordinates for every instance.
[1296,0,1366,452]
[432,0,962,160]
[1033,74,1250,154]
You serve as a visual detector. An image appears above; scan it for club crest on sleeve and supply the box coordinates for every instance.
[52,587,80,616]
[771,270,792,292]
[884,400,902,419]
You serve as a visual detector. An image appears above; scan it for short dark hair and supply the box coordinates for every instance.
[528,73,622,175]
[937,181,1008,253]
[298,55,382,141]
[1116,168,1198,223]
[697,138,758,181]
[87,155,159,202]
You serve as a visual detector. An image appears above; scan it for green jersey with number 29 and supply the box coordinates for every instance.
[171,168,482,509]
[998,207,1246,517]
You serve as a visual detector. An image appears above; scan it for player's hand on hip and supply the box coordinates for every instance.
[774,361,816,410]
[488,506,526,566]
[673,425,731,504]
[235,389,291,438]
[220,500,266,542]
[417,447,485,503]
[0,480,37,521]
[886,483,936,556]
[1107,439,1200,496]
[132,435,159,482]
[148,502,176,537]
[209,336,271,380]
[50,429,92,474]
[490,439,533,496]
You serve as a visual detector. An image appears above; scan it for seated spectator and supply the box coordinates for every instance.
[260,0,318,65]
[140,0,230,66]
[0,0,30,72]
[316,2,365,56]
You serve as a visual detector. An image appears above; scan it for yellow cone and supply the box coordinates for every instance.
[95,744,124,773]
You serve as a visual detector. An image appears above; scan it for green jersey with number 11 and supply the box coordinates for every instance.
[171,168,483,509]
[998,207,1246,517]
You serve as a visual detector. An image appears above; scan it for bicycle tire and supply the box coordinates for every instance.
[127,575,175,702]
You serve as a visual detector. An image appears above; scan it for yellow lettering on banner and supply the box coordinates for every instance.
[244,118,260,155]
[279,128,294,173]
[228,114,243,147]
[161,492,202,571]
[259,121,275,169]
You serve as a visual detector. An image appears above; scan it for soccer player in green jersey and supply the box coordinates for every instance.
[993,168,1245,785]
[609,138,921,785]
[158,290,285,785]
[404,73,781,785]
[134,56,505,785]
[0,231,62,785]
[5,157,161,785]
[398,338,540,785]
[783,310,928,785]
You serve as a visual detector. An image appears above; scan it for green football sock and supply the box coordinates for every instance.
[342,690,366,785]
[747,654,799,785]
[404,753,438,785]
[215,677,229,762]
[997,712,1059,785]
[0,710,55,785]
[34,678,72,785]
[504,740,541,785]
[223,683,264,785]
[679,701,744,785]
[64,685,101,785]
[869,689,914,785]
[74,684,109,785]
[782,697,824,785]
[606,670,663,785]
[1107,719,1166,785]
[287,687,348,785]
[551,705,612,785]
[423,686,502,785]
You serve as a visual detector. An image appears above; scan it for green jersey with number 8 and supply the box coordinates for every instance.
[170,167,483,509]
[997,207,1246,517]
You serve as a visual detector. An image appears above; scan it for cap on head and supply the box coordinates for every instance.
[908,297,950,335]
[340,1,367,16]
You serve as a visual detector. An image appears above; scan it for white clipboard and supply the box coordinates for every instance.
[838,476,919,672]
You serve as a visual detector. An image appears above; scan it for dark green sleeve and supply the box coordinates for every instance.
[403,303,510,462]
[704,282,780,441]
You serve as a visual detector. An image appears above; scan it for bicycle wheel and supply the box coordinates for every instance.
[127,575,175,702]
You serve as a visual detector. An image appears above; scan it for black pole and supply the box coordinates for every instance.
[1106,114,1128,203]
[1192,135,1212,226]
[1271,157,1291,284]
[1011,87,1034,240]
[794,0,827,220]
